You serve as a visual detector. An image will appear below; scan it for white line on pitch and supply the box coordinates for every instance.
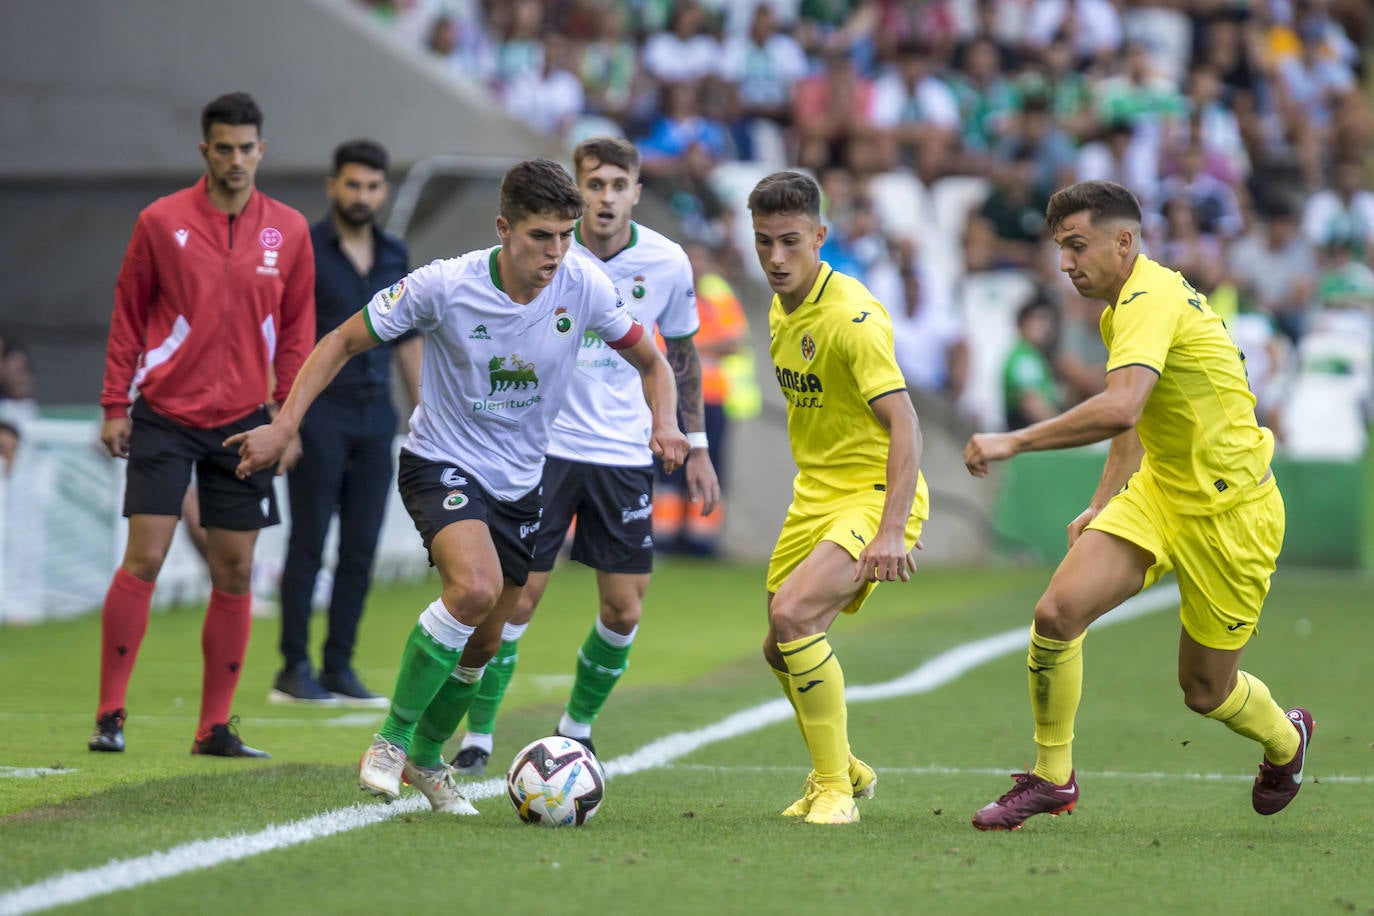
[661,763,1374,785]
[0,585,1178,916]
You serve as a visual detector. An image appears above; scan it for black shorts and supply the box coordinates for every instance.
[533,456,654,574]
[123,398,279,530]
[397,450,541,586]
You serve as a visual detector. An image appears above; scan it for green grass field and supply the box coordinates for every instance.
[2,559,1371,915]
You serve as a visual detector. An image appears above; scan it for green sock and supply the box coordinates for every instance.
[565,624,633,725]
[377,623,463,750]
[465,639,520,736]
[408,673,483,768]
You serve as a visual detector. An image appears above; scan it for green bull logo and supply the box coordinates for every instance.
[489,355,539,394]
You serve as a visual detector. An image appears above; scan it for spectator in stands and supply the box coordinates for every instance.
[424,7,494,84]
[1313,239,1374,341]
[641,0,723,88]
[502,31,586,141]
[720,4,809,162]
[0,337,37,426]
[90,92,315,759]
[272,140,421,707]
[870,235,967,403]
[1076,117,1160,211]
[0,420,18,476]
[579,2,647,129]
[948,35,1017,164]
[490,0,546,91]
[1023,0,1124,68]
[1183,65,1251,185]
[1094,41,1188,176]
[1154,197,1226,296]
[870,38,960,183]
[638,80,730,183]
[1228,196,1317,343]
[1002,298,1061,431]
[1054,294,1108,407]
[964,145,1051,272]
[1157,140,1244,241]
[792,46,879,173]
[1302,158,1374,262]
[994,94,1077,193]
[1017,35,1095,141]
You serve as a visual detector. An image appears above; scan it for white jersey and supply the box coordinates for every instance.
[547,222,698,466]
[364,245,636,500]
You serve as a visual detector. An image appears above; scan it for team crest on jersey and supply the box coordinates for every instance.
[377,278,405,315]
[469,324,491,340]
[552,307,574,337]
[259,227,283,250]
[443,490,469,511]
[488,354,538,395]
[632,275,646,299]
[800,333,816,361]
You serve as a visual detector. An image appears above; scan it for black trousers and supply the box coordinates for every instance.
[279,394,396,673]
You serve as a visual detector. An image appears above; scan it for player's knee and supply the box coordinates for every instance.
[599,597,641,634]
[1178,676,1227,715]
[1032,593,1080,641]
[207,556,253,594]
[121,550,166,583]
[441,575,502,622]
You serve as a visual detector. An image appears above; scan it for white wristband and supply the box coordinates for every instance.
[686,431,709,450]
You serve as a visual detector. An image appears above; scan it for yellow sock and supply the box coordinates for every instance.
[1204,671,1299,764]
[778,635,849,792]
[771,665,809,753]
[1028,625,1084,785]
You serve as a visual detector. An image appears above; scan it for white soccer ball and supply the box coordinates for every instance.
[506,735,605,827]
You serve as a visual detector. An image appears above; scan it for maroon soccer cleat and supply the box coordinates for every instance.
[1252,707,1314,815]
[972,770,1079,831]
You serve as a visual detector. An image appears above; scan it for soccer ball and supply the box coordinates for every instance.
[506,735,605,827]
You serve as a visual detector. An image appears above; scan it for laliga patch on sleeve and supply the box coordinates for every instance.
[376,278,406,315]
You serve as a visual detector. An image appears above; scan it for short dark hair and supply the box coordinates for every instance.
[573,136,640,181]
[201,92,263,139]
[332,139,390,176]
[747,171,821,221]
[1045,180,1142,232]
[0,420,18,441]
[499,159,584,226]
[1016,298,1057,328]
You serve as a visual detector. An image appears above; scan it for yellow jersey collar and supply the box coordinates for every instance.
[803,262,836,305]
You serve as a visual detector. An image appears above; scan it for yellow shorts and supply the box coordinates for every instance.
[766,490,926,616]
[1088,470,1285,650]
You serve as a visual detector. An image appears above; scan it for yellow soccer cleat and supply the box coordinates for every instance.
[804,789,859,825]
[782,756,877,816]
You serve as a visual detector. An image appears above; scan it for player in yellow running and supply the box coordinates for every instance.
[748,171,929,825]
[963,180,1310,831]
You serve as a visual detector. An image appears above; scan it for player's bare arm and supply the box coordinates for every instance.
[225,310,378,476]
[664,335,721,516]
[621,333,689,474]
[964,364,1158,476]
[857,390,923,584]
[1067,427,1145,547]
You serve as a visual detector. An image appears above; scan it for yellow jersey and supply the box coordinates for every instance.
[768,262,929,512]
[1102,254,1274,513]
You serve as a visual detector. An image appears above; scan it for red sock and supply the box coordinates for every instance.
[198,588,252,737]
[98,568,156,717]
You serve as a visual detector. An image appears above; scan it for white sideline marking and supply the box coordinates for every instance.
[0,768,79,779]
[0,585,1178,916]
[664,763,1374,786]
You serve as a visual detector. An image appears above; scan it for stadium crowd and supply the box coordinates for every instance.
[362,0,1372,448]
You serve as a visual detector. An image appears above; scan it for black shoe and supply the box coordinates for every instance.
[88,708,126,752]
[320,667,389,708]
[451,745,490,775]
[269,661,338,706]
[557,730,596,758]
[192,716,271,758]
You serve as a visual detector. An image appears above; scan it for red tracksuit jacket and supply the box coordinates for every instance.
[101,176,316,429]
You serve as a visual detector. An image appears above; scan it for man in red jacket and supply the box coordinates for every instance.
[91,91,315,757]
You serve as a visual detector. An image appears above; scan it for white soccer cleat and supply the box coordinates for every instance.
[358,736,406,802]
[403,759,479,815]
